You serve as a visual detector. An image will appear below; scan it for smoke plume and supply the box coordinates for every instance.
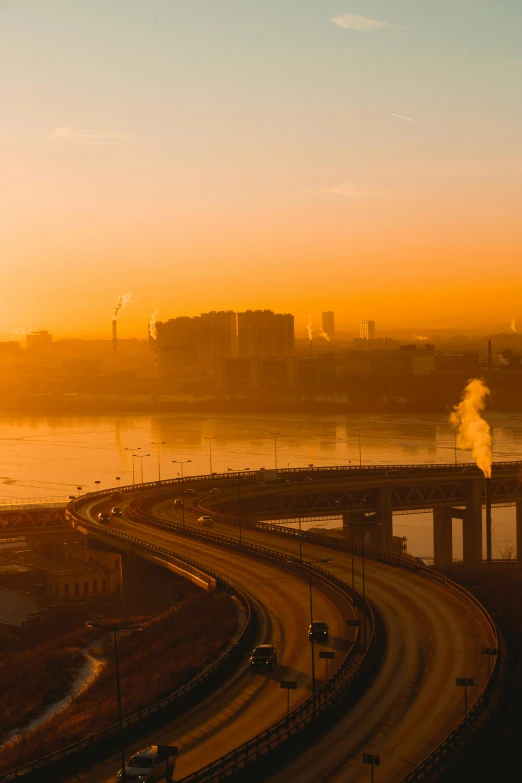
[306,314,313,342]
[319,330,330,342]
[497,354,509,366]
[149,309,159,340]
[510,319,517,333]
[113,292,135,320]
[449,379,492,478]
[11,328,29,340]
[414,334,428,341]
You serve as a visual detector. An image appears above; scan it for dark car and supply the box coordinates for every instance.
[111,507,122,517]
[184,488,197,495]
[209,487,221,494]
[97,512,111,524]
[309,620,329,641]
[250,644,277,671]
[173,498,184,507]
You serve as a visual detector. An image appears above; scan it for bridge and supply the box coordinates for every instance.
[0,463,504,783]
[179,461,522,569]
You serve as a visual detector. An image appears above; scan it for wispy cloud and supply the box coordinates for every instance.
[323,182,394,199]
[330,13,403,31]
[390,113,426,125]
[50,127,131,145]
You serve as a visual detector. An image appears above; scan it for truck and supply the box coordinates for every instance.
[256,468,279,483]
[117,745,177,782]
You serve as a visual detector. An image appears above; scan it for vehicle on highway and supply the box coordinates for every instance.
[198,515,214,527]
[209,487,221,494]
[97,512,111,524]
[184,488,197,495]
[111,507,123,517]
[117,744,177,782]
[304,476,314,482]
[309,620,329,641]
[173,498,184,507]
[250,644,277,671]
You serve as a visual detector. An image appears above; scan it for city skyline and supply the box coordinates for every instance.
[3,0,522,336]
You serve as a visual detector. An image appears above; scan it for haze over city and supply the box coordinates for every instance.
[2,0,522,337]
[2,4,522,783]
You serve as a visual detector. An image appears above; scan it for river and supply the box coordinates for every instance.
[1,412,521,561]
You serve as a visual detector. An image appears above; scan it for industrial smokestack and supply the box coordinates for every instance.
[485,476,492,566]
[487,340,492,375]
[112,319,117,352]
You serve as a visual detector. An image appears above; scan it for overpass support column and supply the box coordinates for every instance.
[463,480,483,567]
[376,489,393,550]
[516,501,522,564]
[433,507,453,569]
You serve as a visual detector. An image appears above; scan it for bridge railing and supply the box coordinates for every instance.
[62,459,522,506]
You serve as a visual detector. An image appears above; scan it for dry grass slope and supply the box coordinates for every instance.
[0,589,238,772]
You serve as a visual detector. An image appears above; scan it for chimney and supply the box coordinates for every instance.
[112,320,117,352]
[487,340,492,375]
[485,476,492,566]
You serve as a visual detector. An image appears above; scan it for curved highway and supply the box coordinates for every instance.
[142,488,495,782]
[70,494,354,782]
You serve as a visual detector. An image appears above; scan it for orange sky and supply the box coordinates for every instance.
[2,1,522,338]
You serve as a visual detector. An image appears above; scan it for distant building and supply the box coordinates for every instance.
[26,330,53,352]
[237,310,294,358]
[0,341,21,358]
[434,354,479,376]
[359,320,375,340]
[155,311,237,369]
[322,311,335,337]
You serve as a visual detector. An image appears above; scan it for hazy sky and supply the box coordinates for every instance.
[2,1,522,338]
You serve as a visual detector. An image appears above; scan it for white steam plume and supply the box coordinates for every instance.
[319,330,330,342]
[414,334,428,341]
[11,328,29,340]
[149,309,159,340]
[113,291,135,320]
[510,319,517,333]
[497,354,509,366]
[449,379,492,478]
[306,314,313,342]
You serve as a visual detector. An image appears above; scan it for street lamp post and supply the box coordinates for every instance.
[86,621,144,783]
[151,441,166,483]
[228,468,249,542]
[270,432,281,471]
[116,477,121,490]
[300,558,333,709]
[95,480,101,492]
[76,486,83,497]
[133,454,151,497]
[172,460,191,527]
[356,430,362,467]
[204,436,216,474]
[125,447,141,497]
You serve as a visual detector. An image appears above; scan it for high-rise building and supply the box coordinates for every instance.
[322,311,335,336]
[155,311,237,368]
[237,310,294,358]
[26,330,53,352]
[359,320,375,340]
[198,311,238,364]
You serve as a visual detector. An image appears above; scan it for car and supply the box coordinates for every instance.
[97,512,111,524]
[173,498,184,507]
[117,744,177,782]
[184,488,197,495]
[304,476,314,482]
[250,644,277,671]
[111,507,122,517]
[198,515,214,527]
[209,487,221,494]
[309,620,329,641]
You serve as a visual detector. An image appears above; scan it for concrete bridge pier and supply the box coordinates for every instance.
[433,507,453,569]
[516,501,522,564]
[462,480,483,567]
[121,552,179,616]
[376,489,393,550]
